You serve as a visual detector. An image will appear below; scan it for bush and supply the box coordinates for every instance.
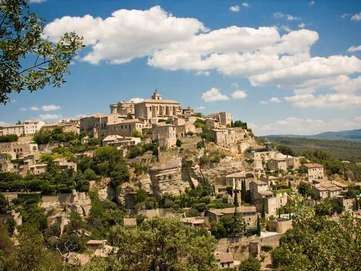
[0,134,18,142]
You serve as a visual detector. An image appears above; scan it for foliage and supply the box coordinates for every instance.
[297,182,317,199]
[176,138,182,147]
[33,127,78,145]
[0,0,83,103]
[315,198,344,216]
[127,142,157,159]
[194,118,206,129]
[88,193,125,239]
[0,134,18,142]
[4,225,63,271]
[105,218,217,271]
[200,128,216,143]
[200,150,225,166]
[211,213,246,239]
[272,213,361,271]
[239,257,261,271]
[231,120,248,129]
[276,145,295,156]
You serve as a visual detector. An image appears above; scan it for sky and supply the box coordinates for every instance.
[1,0,361,136]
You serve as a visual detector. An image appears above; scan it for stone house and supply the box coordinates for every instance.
[152,124,177,149]
[267,158,288,172]
[149,158,189,197]
[0,120,45,137]
[268,218,293,234]
[215,252,236,269]
[304,163,324,182]
[208,112,232,127]
[206,206,258,229]
[0,141,39,159]
[313,181,342,199]
[106,119,145,137]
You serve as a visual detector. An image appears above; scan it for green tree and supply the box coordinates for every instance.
[239,257,261,271]
[107,218,217,271]
[0,0,83,104]
[272,213,361,271]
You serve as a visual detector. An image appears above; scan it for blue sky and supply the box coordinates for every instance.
[1,0,361,135]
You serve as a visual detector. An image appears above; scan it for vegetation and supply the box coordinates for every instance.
[0,0,83,104]
[266,136,361,162]
[239,257,261,271]
[0,134,18,143]
[104,218,217,271]
[231,120,248,129]
[272,212,361,271]
[33,127,78,145]
[210,212,246,239]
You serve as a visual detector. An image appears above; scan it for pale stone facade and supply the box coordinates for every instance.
[305,163,324,182]
[208,112,232,127]
[110,101,136,115]
[149,158,189,196]
[207,206,258,229]
[0,142,39,159]
[0,120,45,137]
[152,124,177,149]
[134,90,181,122]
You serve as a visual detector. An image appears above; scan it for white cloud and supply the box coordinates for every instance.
[201,88,229,102]
[230,5,240,12]
[252,116,361,136]
[197,106,206,110]
[231,90,247,99]
[285,93,361,108]
[242,2,249,8]
[44,6,206,64]
[298,23,305,28]
[44,6,361,109]
[348,45,361,53]
[30,106,39,111]
[261,97,282,104]
[128,97,144,103]
[39,114,61,120]
[273,12,301,21]
[309,1,315,6]
[351,12,361,22]
[41,104,61,112]
[19,107,27,112]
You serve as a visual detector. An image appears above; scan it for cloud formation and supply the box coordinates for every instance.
[44,6,361,108]
[351,12,361,21]
[251,116,361,136]
[348,45,361,53]
[231,90,247,99]
[201,88,229,102]
[229,5,240,13]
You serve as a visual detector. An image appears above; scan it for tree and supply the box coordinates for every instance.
[176,139,182,147]
[106,218,217,271]
[0,0,83,104]
[6,225,63,271]
[239,257,261,271]
[272,213,361,271]
[276,145,295,156]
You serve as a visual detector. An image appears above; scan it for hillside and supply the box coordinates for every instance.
[263,136,361,162]
[310,129,361,141]
[266,129,361,142]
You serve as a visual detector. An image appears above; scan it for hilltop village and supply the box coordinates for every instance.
[1,91,361,270]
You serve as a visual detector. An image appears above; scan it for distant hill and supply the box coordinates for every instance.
[262,136,361,162]
[310,129,361,141]
[266,129,361,142]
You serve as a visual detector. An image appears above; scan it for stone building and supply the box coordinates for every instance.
[267,158,288,172]
[102,135,141,151]
[208,112,232,127]
[0,141,39,159]
[106,119,144,137]
[80,114,109,137]
[149,158,189,197]
[0,120,45,137]
[152,124,177,149]
[134,90,181,122]
[110,101,136,115]
[313,181,342,199]
[305,163,324,182]
[212,128,246,149]
[42,120,80,134]
[207,206,258,229]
